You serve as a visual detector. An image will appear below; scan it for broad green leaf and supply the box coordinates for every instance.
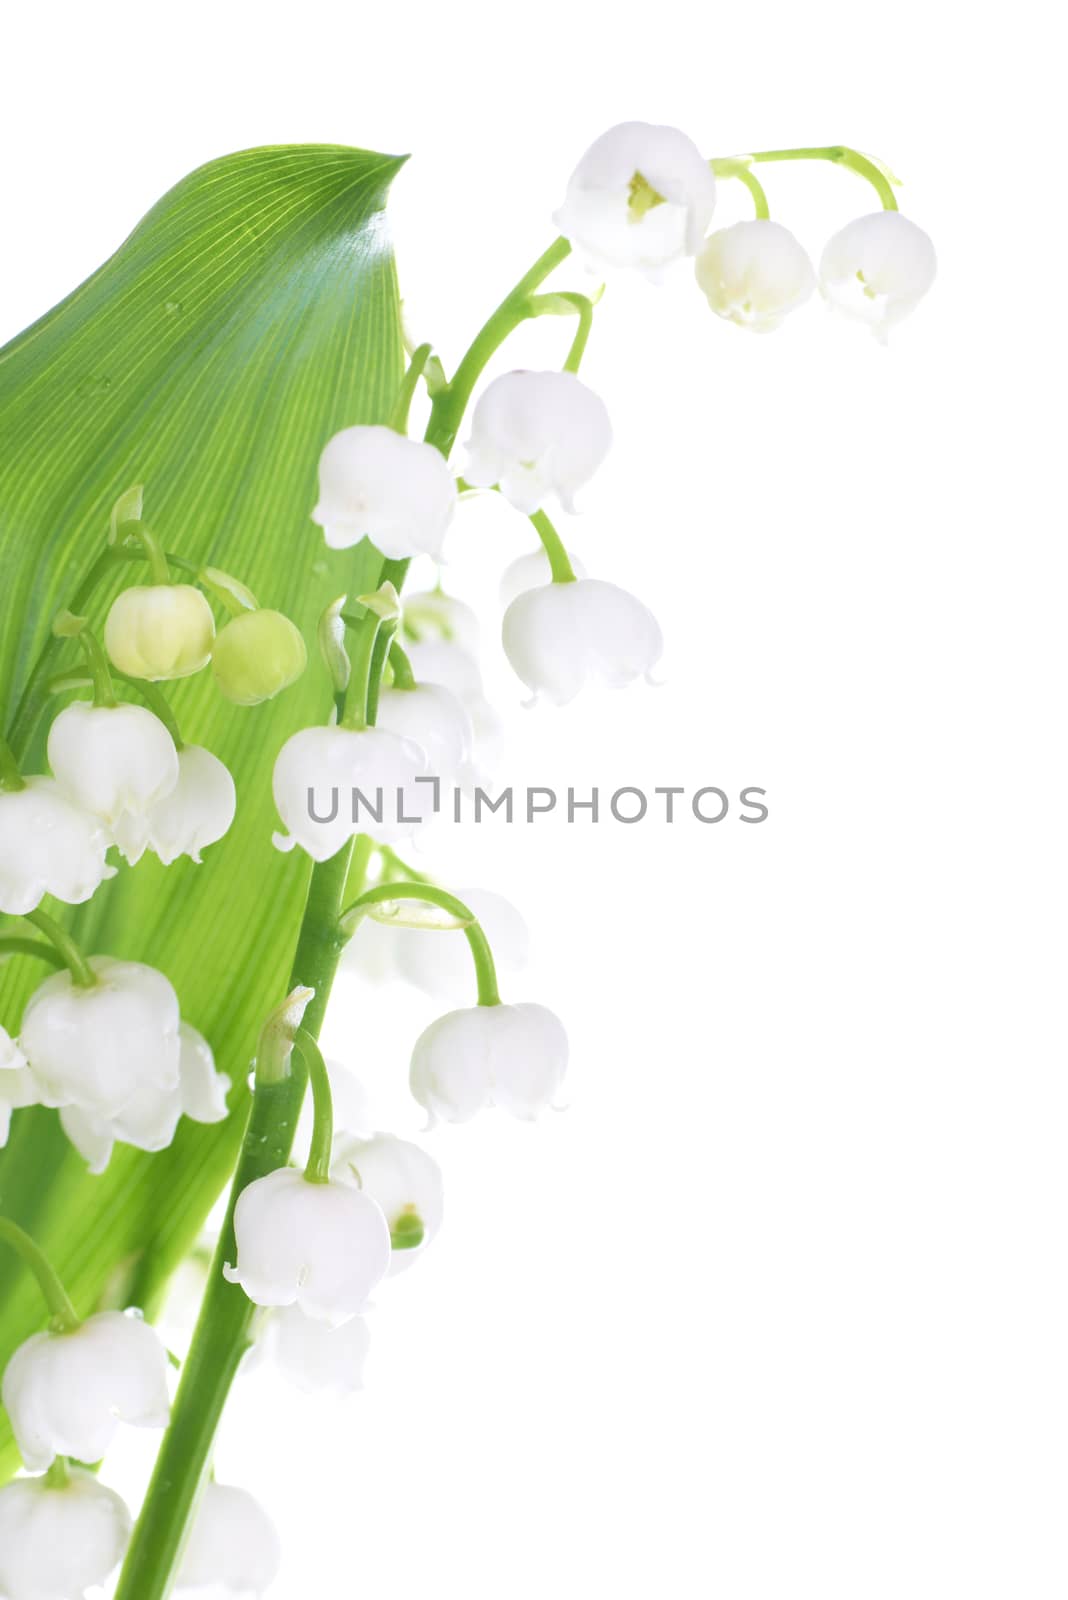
[0,143,406,1480]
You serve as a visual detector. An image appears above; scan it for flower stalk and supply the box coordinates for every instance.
[0,1218,80,1331]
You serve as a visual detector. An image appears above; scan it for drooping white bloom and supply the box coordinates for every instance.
[47,702,179,851]
[374,683,473,784]
[499,548,587,608]
[272,724,432,861]
[19,957,181,1121]
[819,211,936,337]
[394,887,530,1000]
[554,121,718,278]
[0,1469,132,1600]
[58,1022,230,1174]
[116,744,237,866]
[695,219,816,331]
[502,578,663,706]
[2,1310,170,1472]
[403,590,481,656]
[410,1002,569,1124]
[224,1167,391,1325]
[332,1132,444,1270]
[175,1481,281,1597]
[1,1027,37,1148]
[0,777,115,916]
[104,583,216,681]
[312,424,457,559]
[263,1303,371,1396]
[465,371,612,515]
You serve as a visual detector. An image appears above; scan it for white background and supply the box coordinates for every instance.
[3,3,1065,1597]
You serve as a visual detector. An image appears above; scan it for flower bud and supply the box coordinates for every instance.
[0,777,115,916]
[212,609,308,705]
[695,219,816,331]
[465,370,612,515]
[819,211,936,337]
[2,1310,170,1471]
[312,424,457,559]
[125,744,237,866]
[0,1469,131,1600]
[224,1167,391,1325]
[502,577,663,705]
[104,583,215,681]
[410,1002,569,1124]
[332,1132,444,1271]
[264,1303,371,1396]
[58,1022,230,1174]
[47,702,179,838]
[554,121,717,279]
[1,1026,37,1148]
[272,725,432,861]
[19,957,181,1122]
[175,1481,281,1597]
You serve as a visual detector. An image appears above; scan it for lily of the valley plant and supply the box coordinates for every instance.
[0,123,934,1597]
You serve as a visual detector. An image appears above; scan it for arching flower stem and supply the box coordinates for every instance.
[0,731,26,791]
[0,1218,80,1332]
[0,938,66,971]
[23,908,97,989]
[718,145,899,211]
[709,158,771,219]
[339,881,501,1006]
[530,508,578,584]
[293,1028,333,1185]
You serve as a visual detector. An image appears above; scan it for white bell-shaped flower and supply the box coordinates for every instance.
[47,702,179,850]
[0,777,115,916]
[1,1027,37,1148]
[374,683,473,785]
[118,744,237,866]
[224,1167,391,1326]
[332,1132,444,1270]
[263,1303,371,1396]
[175,1481,281,1597]
[394,887,530,1000]
[403,638,484,705]
[503,577,663,706]
[464,371,612,515]
[19,957,181,1121]
[104,583,215,681]
[410,1002,568,1124]
[402,590,481,656]
[272,724,432,861]
[0,1469,131,1600]
[58,1023,230,1174]
[695,219,816,331]
[312,424,457,560]
[500,548,587,607]
[554,120,718,279]
[2,1310,170,1472]
[819,211,936,338]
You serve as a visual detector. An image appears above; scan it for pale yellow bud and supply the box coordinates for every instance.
[211,610,307,706]
[105,585,215,681]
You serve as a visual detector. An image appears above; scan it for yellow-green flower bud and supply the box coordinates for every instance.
[104,585,216,681]
[211,610,307,706]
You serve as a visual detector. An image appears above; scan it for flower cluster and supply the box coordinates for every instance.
[0,120,935,1600]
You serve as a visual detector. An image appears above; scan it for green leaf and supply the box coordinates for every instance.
[0,143,406,1481]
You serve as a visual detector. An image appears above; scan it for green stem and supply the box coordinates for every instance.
[341,612,392,731]
[527,292,596,374]
[45,1455,73,1489]
[710,158,771,220]
[0,1218,80,1329]
[530,509,577,584]
[0,938,66,971]
[73,623,118,709]
[738,145,898,211]
[128,522,171,585]
[294,1028,333,1183]
[112,673,184,749]
[113,840,364,1600]
[390,343,433,433]
[388,639,417,691]
[424,237,572,457]
[0,733,26,791]
[23,908,97,988]
[339,882,500,1006]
